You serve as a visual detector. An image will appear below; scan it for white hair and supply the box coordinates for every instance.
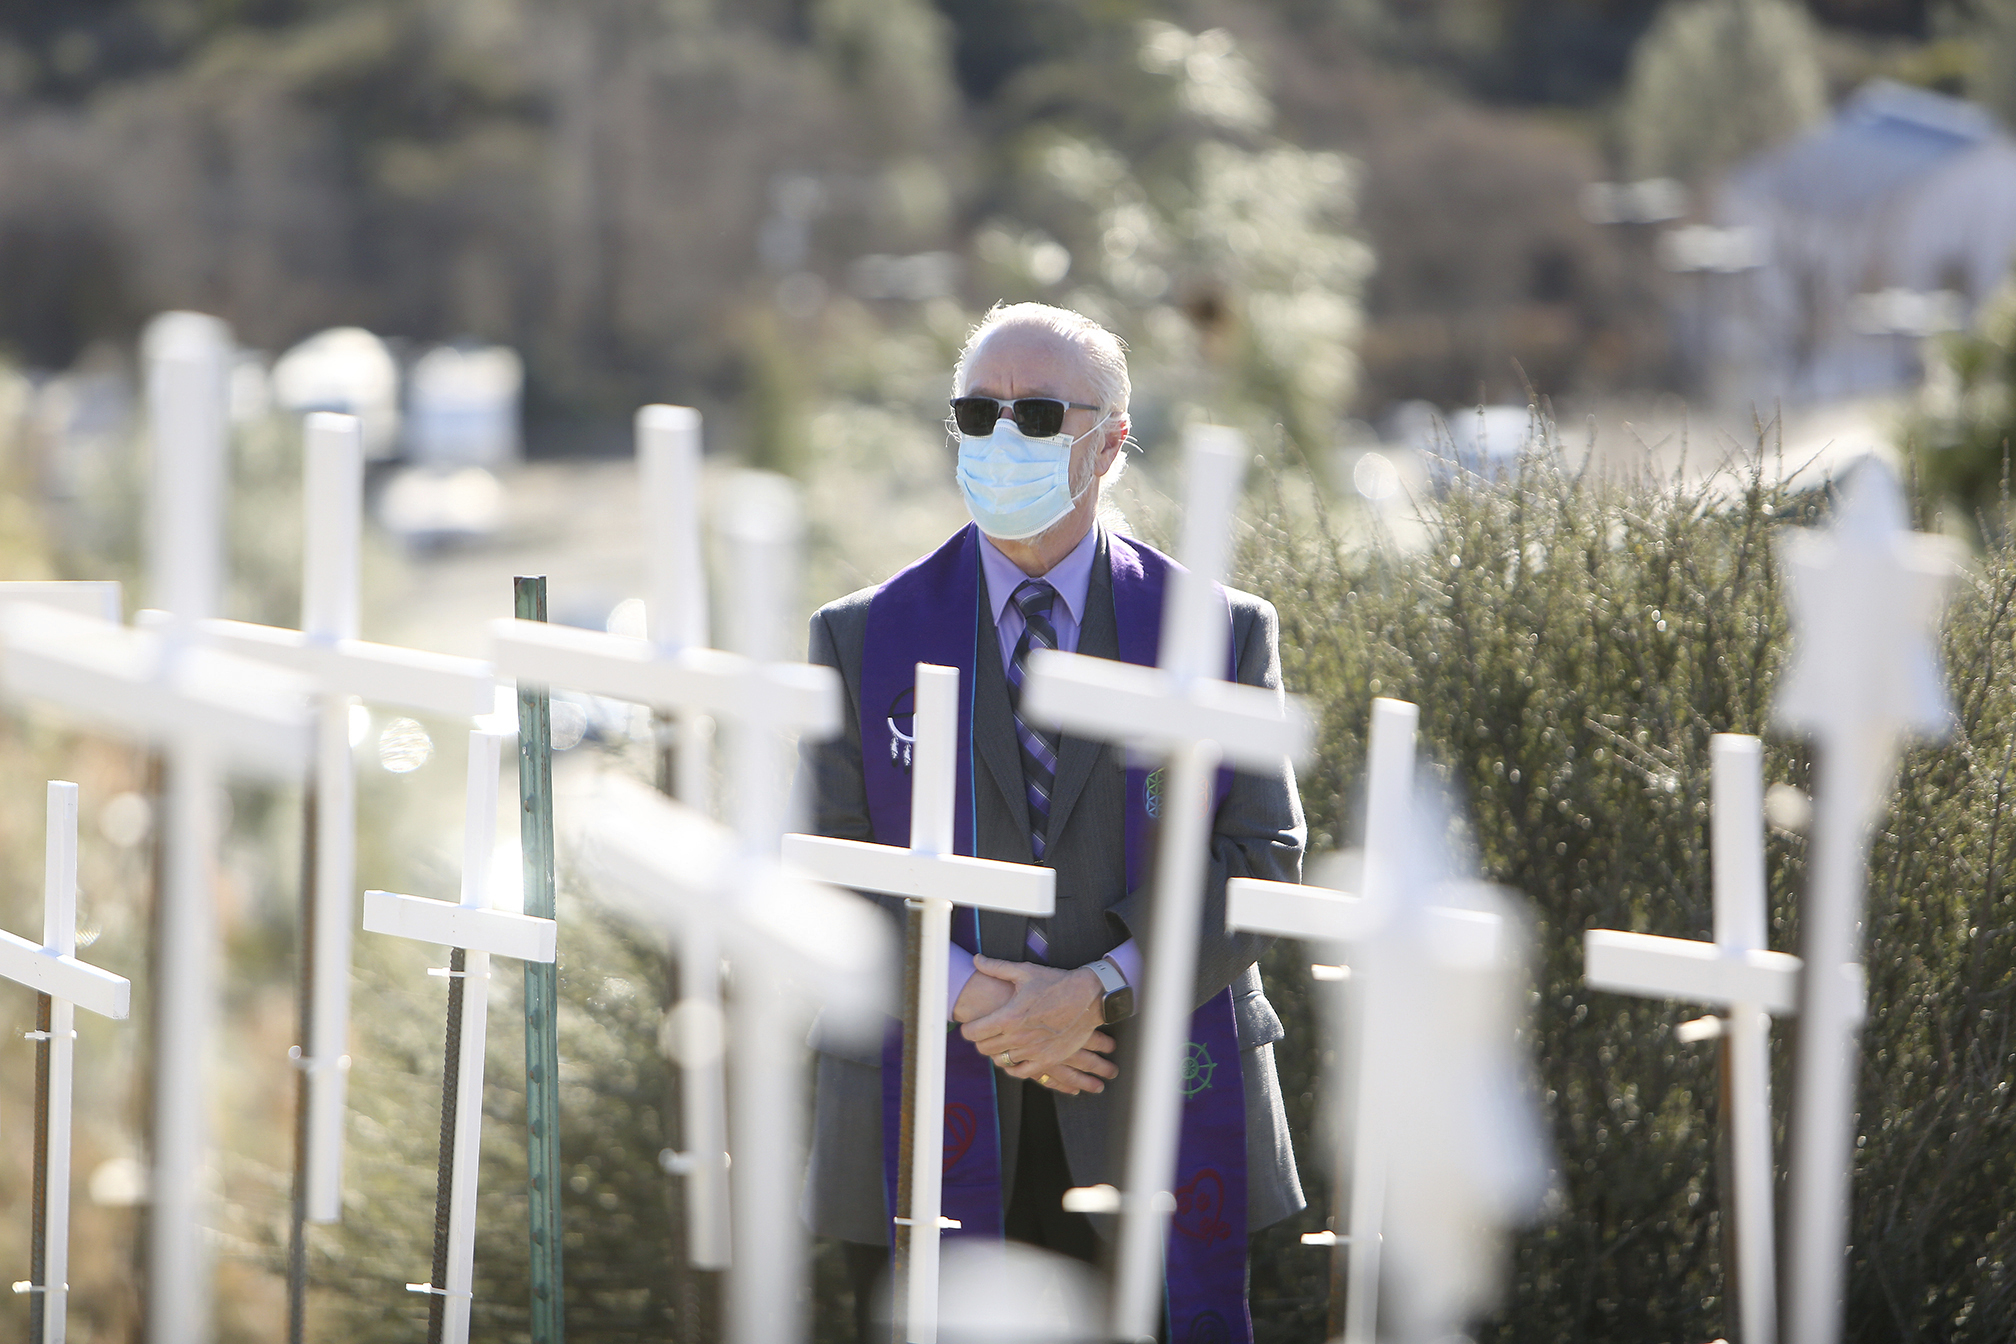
[951,302,1132,417]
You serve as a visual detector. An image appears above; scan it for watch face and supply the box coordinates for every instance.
[1104,986,1136,1025]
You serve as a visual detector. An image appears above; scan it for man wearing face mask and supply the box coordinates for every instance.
[798,302,1305,1339]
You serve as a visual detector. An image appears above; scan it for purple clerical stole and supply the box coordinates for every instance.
[860,523,1252,1344]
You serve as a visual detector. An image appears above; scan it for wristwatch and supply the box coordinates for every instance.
[1086,955,1136,1025]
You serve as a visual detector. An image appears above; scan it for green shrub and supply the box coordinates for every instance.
[1235,436,2016,1342]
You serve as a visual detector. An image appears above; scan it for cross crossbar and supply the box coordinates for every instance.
[1020,649,1308,768]
[363,891,558,964]
[0,604,312,775]
[780,836,1054,916]
[198,619,494,717]
[0,583,121,623]
[1585,930,1802,1016]
[0,933,130,1020]
[1226,876,1505,964]
[1225,876,1381,945]
[492,621,840,737]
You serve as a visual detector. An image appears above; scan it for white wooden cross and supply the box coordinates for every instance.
[0,781,131,1344]
[573,774,892,1344]
[1226,698,1524,1344]
[0,311,317,1344]
[490,438,826,1272]
[1017,425,1312,1342]
[185,410,495,1227]
[1583,732,1791,1344]
[513,468,849,1344]
[1354,822,1539,1344]
[782,663,1056,1344]
[1770,457,1951,1344]
[362,728,557,1344]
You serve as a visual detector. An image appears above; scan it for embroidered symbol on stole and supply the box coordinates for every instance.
[943,1102,977,1173]
[1181,1041,1217,1096]
[1144,767,1165,819]
[1180,1308,1233,1344]
[1171,1170,1234,1244]
[886,686,916,770]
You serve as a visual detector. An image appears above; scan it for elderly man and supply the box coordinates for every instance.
[798,302,1305,1338]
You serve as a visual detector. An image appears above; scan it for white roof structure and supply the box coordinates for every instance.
[1683,81,2016,408]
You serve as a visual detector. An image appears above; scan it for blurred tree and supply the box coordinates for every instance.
[963,17,1370,461]
[1969,0,2016,126]
[1617,0,1828,185]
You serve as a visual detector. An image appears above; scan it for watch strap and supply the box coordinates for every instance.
[1086,955,1128,997]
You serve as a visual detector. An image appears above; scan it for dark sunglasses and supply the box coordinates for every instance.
[949,396,1101,439]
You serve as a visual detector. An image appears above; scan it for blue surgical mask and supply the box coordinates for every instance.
[956,413,1112,541]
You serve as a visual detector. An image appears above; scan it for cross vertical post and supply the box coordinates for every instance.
[1770,458,1951,1344]
[1340,696,1418,1344]
[1713,734,1780,1344]
[0,781,133,1344]
[1112,433,1239,1344]
[296,411,363,1234]
[288,411,361,1344]
[516,575,566,1344]
[1020,426,1311,1343]
[721,475,810,1344]
[782,665,1055,1343]
[364,729,559,1344]
[639,405,731,1280]
[901,667,957,1339]
[150,311,230,1344]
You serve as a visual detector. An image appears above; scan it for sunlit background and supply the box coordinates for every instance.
[3,0,2016,1341]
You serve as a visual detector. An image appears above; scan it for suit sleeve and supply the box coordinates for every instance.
[1104,595,1307,1009]
[795,601,926,925]
[796,606,877,844]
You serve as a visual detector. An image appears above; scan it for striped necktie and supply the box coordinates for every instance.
[1005,579,1062,861]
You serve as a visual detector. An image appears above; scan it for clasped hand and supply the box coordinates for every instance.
[952,953,1118,1096]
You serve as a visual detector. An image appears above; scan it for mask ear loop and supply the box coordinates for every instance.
[1062,409,1125,508]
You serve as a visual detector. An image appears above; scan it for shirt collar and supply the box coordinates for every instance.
[978,523,1100,627]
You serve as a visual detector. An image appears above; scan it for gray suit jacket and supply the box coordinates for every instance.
[798,526,1307,1245]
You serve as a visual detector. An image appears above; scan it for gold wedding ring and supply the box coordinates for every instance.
[1039,1074,1052,1085]
[1000,1050,1015,1068]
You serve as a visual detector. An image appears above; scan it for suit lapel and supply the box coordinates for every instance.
[1044,529,1116,845]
